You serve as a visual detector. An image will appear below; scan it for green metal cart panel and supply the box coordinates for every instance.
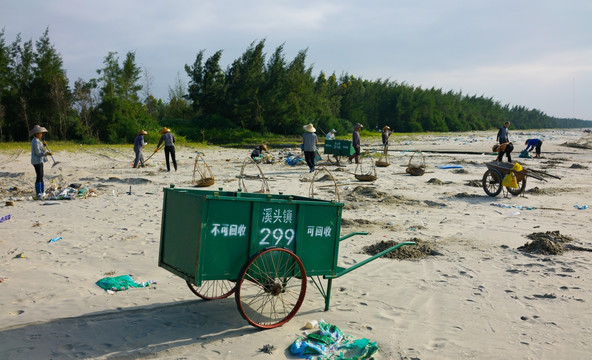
[324,139,355,156]
[159,188,344,285]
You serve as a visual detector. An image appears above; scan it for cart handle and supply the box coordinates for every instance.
[339,231,368,242]
[325,241,416,279]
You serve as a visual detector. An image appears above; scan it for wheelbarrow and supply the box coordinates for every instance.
[158,187,414,329]
[482,161,560,196]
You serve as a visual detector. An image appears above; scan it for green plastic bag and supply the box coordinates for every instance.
[96,275,154,291]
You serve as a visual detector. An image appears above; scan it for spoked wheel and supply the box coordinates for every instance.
[235,247,307,329]
[186,279,235,300]
[482,169,503,196]
[507,175,527,196]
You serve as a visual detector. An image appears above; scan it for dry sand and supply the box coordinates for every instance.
[0,129,591,359]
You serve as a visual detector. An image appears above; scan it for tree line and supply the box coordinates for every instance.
[1,30,590,144]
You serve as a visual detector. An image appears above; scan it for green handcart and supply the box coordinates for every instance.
[324,139,355,163]
[158,187,413,329]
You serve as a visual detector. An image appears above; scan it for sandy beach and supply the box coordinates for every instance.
[1,129,591,359]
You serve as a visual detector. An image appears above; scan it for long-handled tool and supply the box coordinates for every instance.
[143,144,163,165]
[43,142,61,168]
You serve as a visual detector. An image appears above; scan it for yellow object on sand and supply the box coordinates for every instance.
[511,162,523,172]
[502,173,518,188]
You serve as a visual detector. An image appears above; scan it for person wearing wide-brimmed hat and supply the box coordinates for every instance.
[133,130,148,168]
[348,123,363,164]
[382,125,392,147]
[302,123,318,173]
[29,125,51,199]
[251,144,268,161]
[156,127,177,171]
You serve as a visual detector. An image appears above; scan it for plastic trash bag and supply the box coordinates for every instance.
[290,320,377,359]
[511,162,523,172]
[519,149,531,158]
[96,275,154,291]
[502,173,518,188]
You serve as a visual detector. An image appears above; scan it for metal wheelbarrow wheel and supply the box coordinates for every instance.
[186,279,235,300]
[482,168,503,196]
[235,247,307,329]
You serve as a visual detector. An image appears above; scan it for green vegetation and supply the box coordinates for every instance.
[1,30,591,145]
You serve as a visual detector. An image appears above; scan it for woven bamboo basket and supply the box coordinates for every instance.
[192,153,215,187]
[309,166,341,202]
[406,150,426,176]
[376,145,390,167]
[354,157,378,182]
[238,157,270,194]
[194,177,215,187]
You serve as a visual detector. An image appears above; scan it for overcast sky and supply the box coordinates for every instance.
[2,0,591,120]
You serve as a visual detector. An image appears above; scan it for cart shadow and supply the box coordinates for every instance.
[0,298,258,359]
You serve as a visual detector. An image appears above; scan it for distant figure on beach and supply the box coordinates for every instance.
[156,127,177,171]
[493,143,513,162]
[302,123,318,173]
[497,121,511,144]
[326,129,336,140]
[250,144,268,160]
[348,123,363,164]
[495,121,513,162]
[524,138,543,158]
[29,125,51,199]
[382,126,391,147]
[133,130,148,168]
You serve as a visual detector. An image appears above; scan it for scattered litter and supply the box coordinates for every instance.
[48,236,62,243]
[96,275,155,292]
[0,276,6,284]
[285,156,306,166]
[574,205,588,210]
[259,344,276,355]
[306,320,319,329]
[0,214,11,223]
[435,165,463,169]
[491,203,536,210]
[5,201,14,206]
[14,252,26,259]
[42,201,61,205]
[290,320,377,359]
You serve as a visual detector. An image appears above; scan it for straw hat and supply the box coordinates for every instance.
[159,127,170,134]
[29,125,48,137]
[303,123,316,133]
[138,129,148,135]
[330,129,337,133]
[354,123,363,129]
[383,125,390,131]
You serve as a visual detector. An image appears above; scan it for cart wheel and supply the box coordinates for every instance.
[235,247,307,329]
[507,176,527,196]
[482,169,503,196]
[186,279,235,300]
